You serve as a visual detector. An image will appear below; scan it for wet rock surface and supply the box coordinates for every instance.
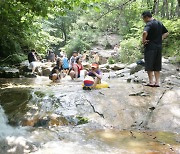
[0,59,179,153]
[0,67,20,78]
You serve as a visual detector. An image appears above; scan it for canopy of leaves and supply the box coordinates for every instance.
[0,0,179,63]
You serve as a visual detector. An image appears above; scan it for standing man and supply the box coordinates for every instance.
[142,11,169,87]
[28,49,38,74]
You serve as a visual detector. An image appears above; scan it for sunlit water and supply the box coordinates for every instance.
[0,76,180,154]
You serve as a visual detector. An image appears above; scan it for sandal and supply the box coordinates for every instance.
[144,83,154,87]
[154,84,160,87]
[83,87,91,90]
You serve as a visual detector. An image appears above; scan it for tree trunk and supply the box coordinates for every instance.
[165,0,169,19]
[170,0,174,18]
[147,0,151,8]
[155,0,159,15]
[161,0,166,18]
[152,0,159,15]
[61,22,67,46]
[177,0,180,17]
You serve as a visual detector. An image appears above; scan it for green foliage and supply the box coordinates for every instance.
[0,54,26,66]
[0,0,100,59]
[65,38,91,58]
[161,19,180,59]
[76,116,88,125]
[108,57,116,64]
[0,0,179,65]
[119,38,142,64]
[34,91,46,98]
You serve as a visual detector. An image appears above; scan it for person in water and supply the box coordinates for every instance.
[28,49,38,74]
[62,54,69,74]
[69,57,83,80]
[69,51,78,69]
[49,58,63,82]
[87,63,102,88]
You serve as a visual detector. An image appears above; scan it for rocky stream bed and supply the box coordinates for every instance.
[0,58,179,154]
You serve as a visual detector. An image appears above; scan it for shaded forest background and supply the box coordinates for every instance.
[0,0,179,65]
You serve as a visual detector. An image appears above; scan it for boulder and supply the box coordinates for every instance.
[100,67,111,73]
[0,67,20,78]
[42,67,51,76]
[19,65,31,75]
[147,88,180,132]
[20,60,29,67]
[132,70,147,83]
[126,63,144,75]
[23,72,37,78]
[162,57,169,63]
[110,63,126,70]
[99,56,108,64]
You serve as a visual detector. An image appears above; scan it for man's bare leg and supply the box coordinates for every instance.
[154,71,160,86]
[147,71,154,85]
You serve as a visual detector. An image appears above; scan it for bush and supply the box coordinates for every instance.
[161,19,180,60]
[108,57,115,64]
[65,38,91,58]
[0,53,27,66]
[119,37,142,64]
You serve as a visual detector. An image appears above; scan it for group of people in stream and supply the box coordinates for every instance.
[49,51,102,89]
[28,11,169,89]
[28,50,102,90]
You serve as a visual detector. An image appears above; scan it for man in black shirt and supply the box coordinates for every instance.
[28,49,38,74]
[142,11,169,87]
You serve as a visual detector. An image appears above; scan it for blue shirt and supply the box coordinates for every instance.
[63,57,69,69]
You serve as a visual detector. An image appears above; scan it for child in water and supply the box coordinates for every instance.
[69,57,83,80]
[49,58,63,82]
[62,54,69,74]
[85,63,102,89]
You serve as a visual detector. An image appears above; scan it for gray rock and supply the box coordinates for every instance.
[147,88,180,132]
[110,63,126,70]
[24,72,37,78]
[42,67,51,76]
[100,67,111,73]
[0,67,20,78]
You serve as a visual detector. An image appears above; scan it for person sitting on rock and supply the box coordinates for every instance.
[28,49,39,74]
[69,51,78,69]
[49,58,63,82]
[86,63,102,88]
[69,57,83,80]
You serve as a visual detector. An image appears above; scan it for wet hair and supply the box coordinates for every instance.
[92,62,99,65]
[142,11,152,18]
[76,57,81,64]
[56,58,62,66]
[73,51,78,54]
[31,49,36,52]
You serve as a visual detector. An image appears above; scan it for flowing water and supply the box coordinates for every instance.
[0,76,180,154]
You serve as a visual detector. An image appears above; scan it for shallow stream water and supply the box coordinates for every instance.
[0,76,179,154]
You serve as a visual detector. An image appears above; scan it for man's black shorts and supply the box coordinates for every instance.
[144,44,162,71]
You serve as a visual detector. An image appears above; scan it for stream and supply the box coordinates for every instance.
[0,76,180,154]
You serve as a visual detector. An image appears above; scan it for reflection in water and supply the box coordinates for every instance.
[0,77,180,153]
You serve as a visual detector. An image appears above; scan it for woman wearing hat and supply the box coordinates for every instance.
[86,63,102,88]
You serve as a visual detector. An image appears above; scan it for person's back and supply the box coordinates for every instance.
[63,57,69,69]
[28,52,36,63]
[48,52,55,62]
[142,11,168,87]
[145,19,168,47]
